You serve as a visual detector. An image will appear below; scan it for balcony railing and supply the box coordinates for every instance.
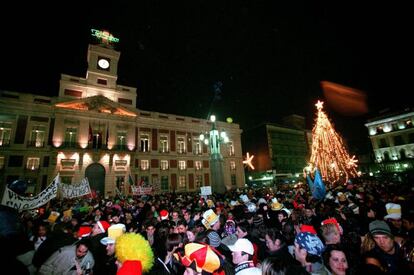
[27,140,45,148]
[0,139,10,147]
[113,144,128,151]
[61,141,80,149]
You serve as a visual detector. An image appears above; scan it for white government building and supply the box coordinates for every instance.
[0,31,245,197]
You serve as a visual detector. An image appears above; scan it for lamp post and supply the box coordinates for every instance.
[199,115,229,194]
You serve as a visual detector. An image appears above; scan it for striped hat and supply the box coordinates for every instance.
[178,243,221,273]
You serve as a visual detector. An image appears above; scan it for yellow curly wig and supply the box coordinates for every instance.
[115,233,154,272]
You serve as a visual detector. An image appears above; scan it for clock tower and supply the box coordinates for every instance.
[86,43,120,90]
[58,29,137,108]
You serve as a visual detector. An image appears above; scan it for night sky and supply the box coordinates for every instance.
[1,1,411,153]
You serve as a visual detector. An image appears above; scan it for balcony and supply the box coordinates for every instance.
[0,139,10,147]
[113,144,128,151]
[27,140,45,148]
[61,141,80,149]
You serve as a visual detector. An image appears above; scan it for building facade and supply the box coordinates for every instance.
[0,42,244,197]
[364,108,414,175]
[242,116,311,186]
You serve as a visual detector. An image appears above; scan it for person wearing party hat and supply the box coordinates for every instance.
[176,242,224,275]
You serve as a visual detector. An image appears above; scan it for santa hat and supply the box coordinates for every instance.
[300,224,317,235]
[97,220,110,233]
[160,210,169,220]
[321,217,343,235]
[78,226,92,238]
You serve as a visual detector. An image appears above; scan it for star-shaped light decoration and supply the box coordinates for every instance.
[315,100,324,110]
[243,152,255,170]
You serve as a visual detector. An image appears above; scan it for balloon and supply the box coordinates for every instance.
[226,117,233,123]
[8,180,27,195]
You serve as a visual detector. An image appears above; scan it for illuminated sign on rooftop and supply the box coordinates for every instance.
[91,29,119,45]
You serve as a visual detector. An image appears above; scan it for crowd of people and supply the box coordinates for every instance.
[1,177,414,274]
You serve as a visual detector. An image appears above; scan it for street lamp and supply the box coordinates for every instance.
[199,115,229,194]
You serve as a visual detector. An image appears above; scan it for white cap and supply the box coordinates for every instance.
[227,238,254,255]
[100,237,115,245]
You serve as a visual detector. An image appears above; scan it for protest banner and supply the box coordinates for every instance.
[1,174,60,210]
[60,178,91,198]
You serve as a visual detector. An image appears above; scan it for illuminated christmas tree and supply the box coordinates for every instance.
[308,100,358,185]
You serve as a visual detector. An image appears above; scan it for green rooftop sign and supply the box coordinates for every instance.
[91,29,119,45]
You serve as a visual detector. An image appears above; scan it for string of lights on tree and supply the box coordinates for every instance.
[308,100,359,185]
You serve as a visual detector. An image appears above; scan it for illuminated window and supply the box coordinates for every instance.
[177,136,186,154]
[228,141,235,156]
[0,122,12,146]
[27,157,40,170]
[64,128,77,147]
[195,161,202,170]
[193,137,202,154]
[160,135,169,152]
[140,134,150,152]
[195,175,203,188]
[230,161,236,170]
[117,131,127,149]
[30,126,46,147]
[161,160,169,170]
[178,175,186,190]
[140,160,149,170]
[179,160,186,170]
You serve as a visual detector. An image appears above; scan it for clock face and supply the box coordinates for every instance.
[97,58,110,69]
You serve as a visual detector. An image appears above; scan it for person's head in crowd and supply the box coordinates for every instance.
[177,243,222,275]
[304,204,314,218]
[322,244,349,275]
[166,233,183,253]
[277,209,289,224]
[321,219,341,245]
[294,230,325,265]
[183,210,192,222]
[175,220,188,234]
[384,203,402,230]
[369,220,395,255]
[244,212,254,225]
[100,223,126,256]
[228,238,255,265]
[76,238,92,260]
[194,220,206,234]
[172,210,180,221]
[160,209,169,221]
[110,213,120,224]
[91,220,110,236]
[224,219,236,236]
[235,221,250,239]
[206,230,222,248]
[201,209,220,231]
[261,257,308,275]
[186,229,196,242]
[265,227,287,253]
[402,212,414,232]
[252,215,264,228]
